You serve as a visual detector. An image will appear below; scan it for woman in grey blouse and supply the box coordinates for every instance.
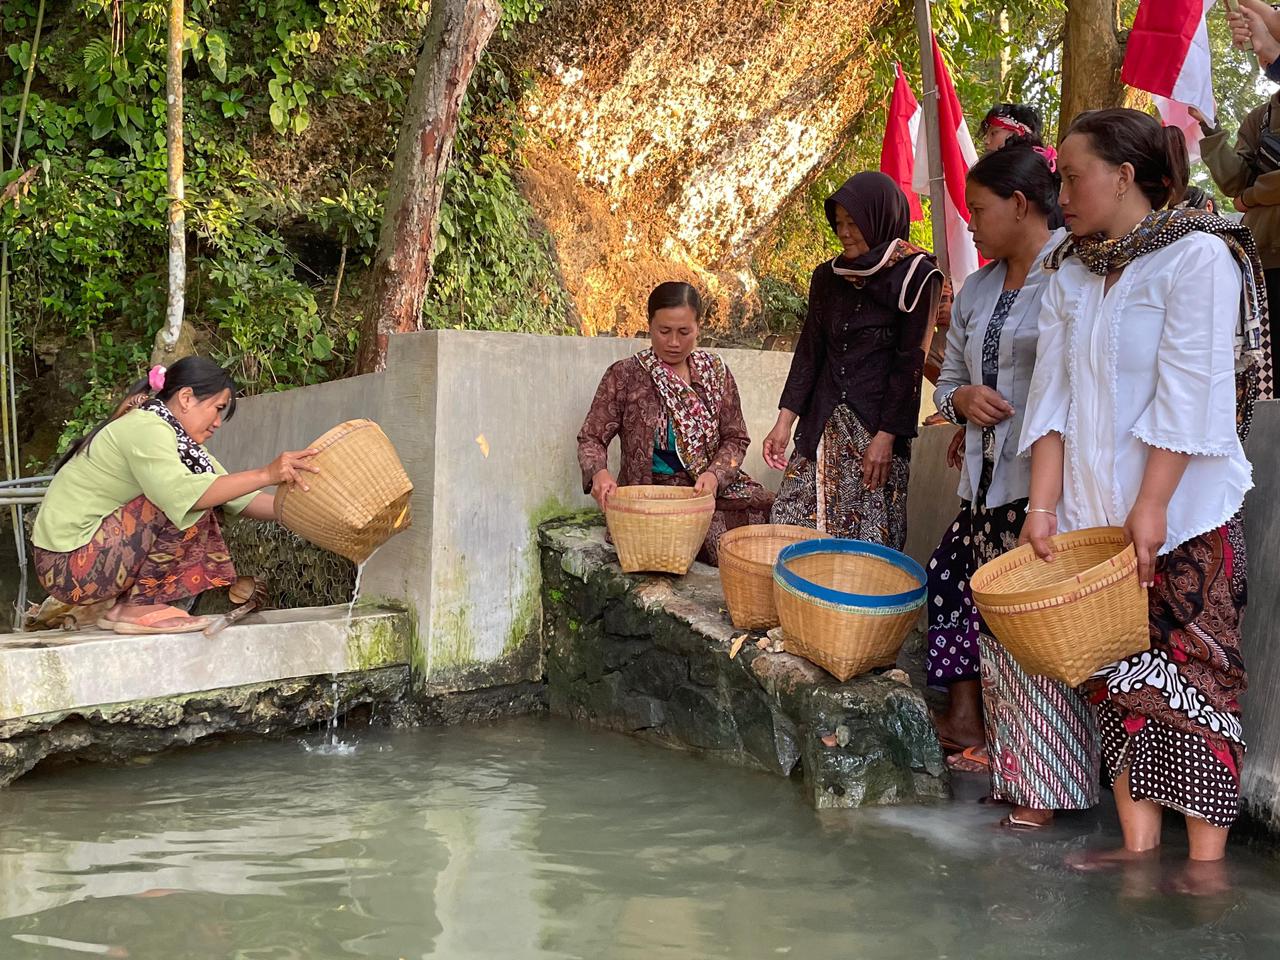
[932,139,1099,830]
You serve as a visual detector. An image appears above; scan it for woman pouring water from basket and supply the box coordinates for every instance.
[932,139,1101,829]
[1019,109,1260,888]
[577,282,773,566]
[32,357,320,634]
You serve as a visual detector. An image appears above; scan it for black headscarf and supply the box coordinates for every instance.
[823,171,939,313]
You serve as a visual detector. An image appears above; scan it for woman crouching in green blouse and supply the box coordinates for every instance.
[31,357,319,635]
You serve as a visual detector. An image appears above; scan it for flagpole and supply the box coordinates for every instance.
[914,0,950,277]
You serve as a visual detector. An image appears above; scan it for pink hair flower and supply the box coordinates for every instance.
[148,365,167,392]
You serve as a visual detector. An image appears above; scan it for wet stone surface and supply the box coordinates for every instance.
[539,520,949,808]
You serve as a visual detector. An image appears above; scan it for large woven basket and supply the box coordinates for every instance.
[604,485,714,574]
[719,524,823,629]
[773,539,927,681]
[274,419,413,564]
[970,526,1149,686]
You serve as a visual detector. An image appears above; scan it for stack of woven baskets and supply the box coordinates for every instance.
[274,419,413,564]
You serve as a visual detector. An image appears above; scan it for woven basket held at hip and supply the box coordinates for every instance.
[773,538,927,682]
[604,485,714,574]
[718,524,823,629]
[274,419,414,565]
[970,525,1149,687]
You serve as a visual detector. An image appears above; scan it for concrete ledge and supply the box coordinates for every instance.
[0,605,410,722]
[540,519,948,808]
[0,667,410,788]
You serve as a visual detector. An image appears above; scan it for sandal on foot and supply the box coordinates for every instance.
[945,745,990,774]
[1000,814,1050,831]
[110,606,210,635]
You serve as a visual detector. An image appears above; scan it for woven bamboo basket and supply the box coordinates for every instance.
[604,485,714,574]
[970,526,1149,686]
[773,539,927,681]
[718,524,824,629]
[274,419,413,564]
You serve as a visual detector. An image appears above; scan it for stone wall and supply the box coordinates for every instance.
[540,519,948,808]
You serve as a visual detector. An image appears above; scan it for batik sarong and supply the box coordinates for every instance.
[926,507,980,687]
[769,404,909,549]
[34,495,236,607]
[1088,518,1247,828]
[976,499,1101,810]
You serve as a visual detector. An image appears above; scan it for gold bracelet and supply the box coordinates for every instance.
[1026,507,1056,516]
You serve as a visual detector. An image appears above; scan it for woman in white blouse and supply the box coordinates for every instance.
[1020,109,1265,890]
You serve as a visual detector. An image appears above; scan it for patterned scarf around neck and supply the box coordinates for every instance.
[1044,208,1266,438]
[141,398,216,474]
[636,348,725,480]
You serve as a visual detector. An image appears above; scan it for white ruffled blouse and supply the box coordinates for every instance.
[1018,231,1253,554]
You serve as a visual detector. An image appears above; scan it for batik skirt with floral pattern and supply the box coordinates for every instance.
[34,495,236,607]
[769,404,909,550]
[976,500,1101,811]
[1087,518,1248,828]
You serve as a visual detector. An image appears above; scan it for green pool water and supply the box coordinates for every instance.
[1,718,1278,959]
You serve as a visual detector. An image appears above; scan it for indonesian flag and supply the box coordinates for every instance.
[880,63,924,221]
[912,36,981,290]
[1121,0,1216,161]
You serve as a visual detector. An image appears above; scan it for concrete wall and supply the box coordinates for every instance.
[1242,400,1280,831]
[212,329,945,695]
[211,331,802,695]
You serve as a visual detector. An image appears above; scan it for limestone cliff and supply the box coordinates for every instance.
[508,0,897,334]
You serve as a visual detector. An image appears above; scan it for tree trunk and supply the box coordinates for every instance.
[1058,0,1143,136]
[356,0,501,374]
[152,0,188,367]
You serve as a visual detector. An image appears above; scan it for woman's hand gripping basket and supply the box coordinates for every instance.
[970,526,1149,686]
[273,420,413,564]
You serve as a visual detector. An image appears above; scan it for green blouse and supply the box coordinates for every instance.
[32,410,257,553]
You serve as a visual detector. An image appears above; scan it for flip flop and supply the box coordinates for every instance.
[945,745,991,774]
[110,606,211,636]
[1000,814,1051,831]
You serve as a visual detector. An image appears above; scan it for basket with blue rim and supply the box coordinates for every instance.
[772,538,927,681]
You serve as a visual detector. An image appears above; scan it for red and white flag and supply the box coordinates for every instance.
[912,36,981,290]
[1121,0,1216,160]
[880,63,924,221]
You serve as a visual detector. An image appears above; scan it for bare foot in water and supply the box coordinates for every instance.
[1066,846,1160,873]
[1164,858,1231,897]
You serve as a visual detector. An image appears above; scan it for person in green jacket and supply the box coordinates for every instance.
[32,357,319,634]
[1192,87,1280,351]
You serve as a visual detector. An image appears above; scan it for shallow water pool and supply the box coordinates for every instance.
[1,719,1279,959]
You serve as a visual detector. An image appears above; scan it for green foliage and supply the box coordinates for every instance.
[2,0,568,461]
[422,1,573,335]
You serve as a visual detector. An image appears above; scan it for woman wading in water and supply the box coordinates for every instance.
[1021,109,1259,893]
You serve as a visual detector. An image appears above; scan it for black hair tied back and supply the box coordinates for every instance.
[966,135,1064,224]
